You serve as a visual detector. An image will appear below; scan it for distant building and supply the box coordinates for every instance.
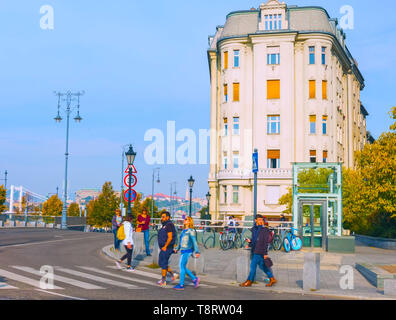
[75,189,101,205]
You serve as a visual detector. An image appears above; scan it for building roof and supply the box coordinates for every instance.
[360,104,369,117]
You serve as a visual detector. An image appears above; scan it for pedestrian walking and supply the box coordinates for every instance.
[111,209,123,252]
[137,207,151,256]
[157,211,178,287]
[173,216,200,290]
[115,215,135,271]
[240,215,277,288]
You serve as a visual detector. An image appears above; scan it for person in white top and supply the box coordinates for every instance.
[116,215,135,271]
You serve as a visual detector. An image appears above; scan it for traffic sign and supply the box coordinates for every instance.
[124,174,137,188]
[124,189,137,202]
[124,164,137,174]
[252,150,258,173]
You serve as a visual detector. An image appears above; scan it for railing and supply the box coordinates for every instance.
[213,168,292,180]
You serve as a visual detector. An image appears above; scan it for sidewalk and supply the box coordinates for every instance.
[101,240,396,300]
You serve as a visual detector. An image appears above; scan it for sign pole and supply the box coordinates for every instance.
[252,149,258,226]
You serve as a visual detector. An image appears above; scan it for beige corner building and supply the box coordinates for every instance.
[207,1,368,221]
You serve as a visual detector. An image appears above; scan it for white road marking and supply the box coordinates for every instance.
[12,266,105,290]
[0,235,105,249]
[79,266,157,287]
[35,289,86,300]
[0,268,63,290]
[105,266,216,288]
[54,267,143,290]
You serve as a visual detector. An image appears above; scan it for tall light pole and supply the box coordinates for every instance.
[206,192,211,218]
[151,168,160,217]
[3,170,7,190]
[252,149,259,226]
[120,144,130,216]
[54,90,84,230]
[188,176,195,217]
[125,145,137,217]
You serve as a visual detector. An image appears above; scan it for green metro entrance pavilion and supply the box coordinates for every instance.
[292,163,355,253]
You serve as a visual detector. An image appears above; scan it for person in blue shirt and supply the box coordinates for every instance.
[173,216,200,290]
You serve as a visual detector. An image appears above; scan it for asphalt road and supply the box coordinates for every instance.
[0,228,331,300]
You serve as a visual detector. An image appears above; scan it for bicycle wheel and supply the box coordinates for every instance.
[204,236,215,249]
[234,233,242,249]
[291,236,303,251]
[219,233,228,250]
[272,234,282,251]
[283,237,291,253]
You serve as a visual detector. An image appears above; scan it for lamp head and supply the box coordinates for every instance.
[125,145,136,166]
[188,176,195,189]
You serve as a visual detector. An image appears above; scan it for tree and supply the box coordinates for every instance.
[42,195,63,216]
[87,182,119,227]
[199,206,209,220]
[278,187,292,214]
[67,202,80,217]
[0,185,6,214]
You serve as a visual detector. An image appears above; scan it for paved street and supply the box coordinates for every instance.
[0,229,331,300]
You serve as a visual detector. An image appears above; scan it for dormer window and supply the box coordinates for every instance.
[264,14,282,30]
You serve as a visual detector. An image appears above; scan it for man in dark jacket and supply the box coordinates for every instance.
[240,215,277,288]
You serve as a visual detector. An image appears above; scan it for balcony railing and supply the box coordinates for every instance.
[209,168,292,180]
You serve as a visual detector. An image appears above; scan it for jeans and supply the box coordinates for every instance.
[113,229,120,250]
[248,254,274,282]
[143,229,150,255]
[120,245,134,266]
[179,252,197,286]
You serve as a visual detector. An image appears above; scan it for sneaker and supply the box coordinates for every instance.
[192,277,200,288]
[126,266,135,272]
[115,261,122,270]
[173,284,184,291]
[157,279,167,287]
[147,253,152,256]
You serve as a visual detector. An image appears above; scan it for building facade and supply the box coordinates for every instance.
[207,1,366,221]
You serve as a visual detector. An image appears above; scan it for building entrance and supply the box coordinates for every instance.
[298,200,327,249]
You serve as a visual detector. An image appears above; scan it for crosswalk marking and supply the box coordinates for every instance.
[78,266,156,287]
[106,266,216,288]
[54,267,143,290]
[12,266,105,290]
[0,268,63,290]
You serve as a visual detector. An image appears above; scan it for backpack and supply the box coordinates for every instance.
[267,229,274,243]
[117,224,126,241]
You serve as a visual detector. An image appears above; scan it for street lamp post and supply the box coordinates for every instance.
[125,145,137,217]
[188,176,195,217]
[120,144,130,216]
[54,90,84,230]
[206,192,211,229]
[151,168,160,217]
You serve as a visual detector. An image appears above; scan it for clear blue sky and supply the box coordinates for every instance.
[0,0,395,200]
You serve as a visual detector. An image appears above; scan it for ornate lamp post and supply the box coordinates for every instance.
[125,145,136,217]
[54,90,84,230]
[151,168,160,217]
[188,176,195,217]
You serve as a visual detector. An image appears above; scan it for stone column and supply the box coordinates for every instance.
[303,252,320,291]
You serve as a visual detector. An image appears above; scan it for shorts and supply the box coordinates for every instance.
[159,248,173,269]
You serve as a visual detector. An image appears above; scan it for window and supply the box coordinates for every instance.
[267,150,280,169]
[310,150,317,163]
[267,53,280,65]
[224,84,228,102]
[322,47,326,65]
[266,186,280,205]
[223,185,227,204]
[309,46,315,64]
[309,80,316,99]
[310,115,316,134]
[233,83,240,102]
[264,14,282,30]
[233,153,239,169]
[322,115,328,135]
[267,80,280,99]
[233,186,239,204]
[233,117,240,135]
[224,118,228,136]
[234,50,240,67]
[224,51,228,69]
[322,80,327,100]
[267,115,280,134]
[223,153,228,169]
[323,150,328,163]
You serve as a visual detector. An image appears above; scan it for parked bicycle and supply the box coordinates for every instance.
[203,229,216,249]
[219,227,243,250]
[282,227,303,252]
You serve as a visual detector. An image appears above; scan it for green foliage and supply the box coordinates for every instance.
[0,185,6,214]
[67,202,80,217]
[87,182,119,227]
[199,206,210,220]
[42,195,63,216]
[279,187,292,214]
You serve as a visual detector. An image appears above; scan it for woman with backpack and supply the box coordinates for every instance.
[173,216,200,290]
[111,209,123,252]
[115,215,135,271]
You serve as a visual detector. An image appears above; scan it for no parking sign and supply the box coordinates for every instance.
[124,164,138,202]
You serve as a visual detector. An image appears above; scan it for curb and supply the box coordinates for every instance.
[100,245,394,300]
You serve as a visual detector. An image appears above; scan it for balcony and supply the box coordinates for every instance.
[209,168,292,180]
